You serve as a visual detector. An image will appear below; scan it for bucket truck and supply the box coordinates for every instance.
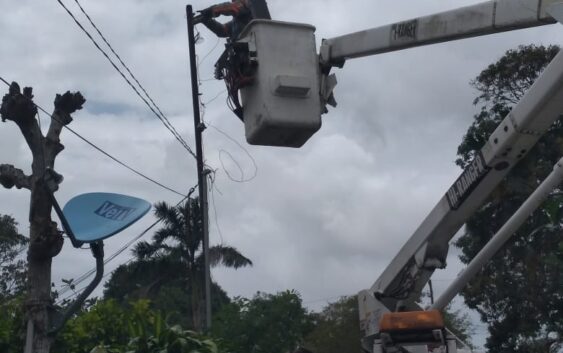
[192,1,563,351]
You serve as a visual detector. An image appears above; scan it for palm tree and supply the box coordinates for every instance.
[131,197,252,331]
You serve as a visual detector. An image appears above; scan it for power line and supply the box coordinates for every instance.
[209,124,258,183]
[208,173,224,245]
[0,76,187,197]
[202,89,227,106]
[55,0,197,159]
[56,187,196,299]
[69,0,191,158]
[56,216,164,299]
[56,258,134,305]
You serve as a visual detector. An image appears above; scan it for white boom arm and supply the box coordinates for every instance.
[317,0,563,352]
[320,0,557,65]
[360,43,563,342]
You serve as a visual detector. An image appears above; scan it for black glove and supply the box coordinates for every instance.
[198,7,214,19]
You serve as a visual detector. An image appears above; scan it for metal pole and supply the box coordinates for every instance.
[24,319,33,353]
[432,157,563,311]
[49,242,105,335]
[186,4,212,330]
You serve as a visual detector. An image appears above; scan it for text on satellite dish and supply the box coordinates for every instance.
[95,201,137,221]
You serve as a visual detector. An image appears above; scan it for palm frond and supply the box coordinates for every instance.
[133,241,160,260]
[154,201,183,232]
[152,227,178,246]
[206,245,253,269]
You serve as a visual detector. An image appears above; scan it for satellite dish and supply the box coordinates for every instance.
[63,192,151,243]
[548,2,563,24]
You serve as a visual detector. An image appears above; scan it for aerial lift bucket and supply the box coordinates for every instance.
[237,20,322,147]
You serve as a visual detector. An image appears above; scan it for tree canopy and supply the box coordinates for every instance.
[455,44,563,353]
[303,296,362,353]
[211,291,312,353]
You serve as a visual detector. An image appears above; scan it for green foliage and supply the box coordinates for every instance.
[0,215,27,353]
[442,305,475,349]
[303,296,362,353]
[104,198,251,331]
[456,44,561,169]
[211,290,312,353]
[0,214,27,300]
[54,299,146,352]
[53,299,223,353]
[455,44,563,353]
[104,260,230,329]
[0,296,25,353]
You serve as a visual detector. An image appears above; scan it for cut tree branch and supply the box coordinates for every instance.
[0,164,32,190]
[46,91,85,162]
[1,83,47,174]
[0,82,37,126]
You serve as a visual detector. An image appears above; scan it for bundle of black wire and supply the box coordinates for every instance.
[214,42,257,121]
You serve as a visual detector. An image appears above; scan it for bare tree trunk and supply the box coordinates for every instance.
[1,82,85,353]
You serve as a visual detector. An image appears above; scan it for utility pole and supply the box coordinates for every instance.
[186,5,212,330]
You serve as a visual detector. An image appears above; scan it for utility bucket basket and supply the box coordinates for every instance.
[238,20,322,148]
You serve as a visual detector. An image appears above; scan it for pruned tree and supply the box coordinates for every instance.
[0,82,85,353]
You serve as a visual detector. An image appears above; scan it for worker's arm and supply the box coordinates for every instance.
[196,1,249,37]
[204,1,247,18]
[201,18,231,38]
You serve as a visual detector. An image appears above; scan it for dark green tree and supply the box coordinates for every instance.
[104,197,252,331]
[442,305,475,349]
[0,215,27,300]
[303,296,362,353]
[211,291,312,353]
[455,44,563,353]
[104,260,230,328]
[0,214,27,352]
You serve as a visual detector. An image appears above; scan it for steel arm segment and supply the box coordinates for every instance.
[358,42,563,347]
[320,0,557,65]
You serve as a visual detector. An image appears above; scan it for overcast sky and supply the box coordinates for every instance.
[1,0,562,349]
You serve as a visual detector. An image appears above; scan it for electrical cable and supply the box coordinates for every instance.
[69,0,191,158]
[208,173,224,245]
[55,185,197,299]
[219,149,245,182]
[0,77,187,197]
[202,89,227,106]
[209,123,258,182]
[55,217,164,299]
[54,0,197,159]
[193,31,257,184]
[198,37,221,66]
[56,258,134,305]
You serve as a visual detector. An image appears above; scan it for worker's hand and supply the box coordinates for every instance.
[198,7,214,19]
